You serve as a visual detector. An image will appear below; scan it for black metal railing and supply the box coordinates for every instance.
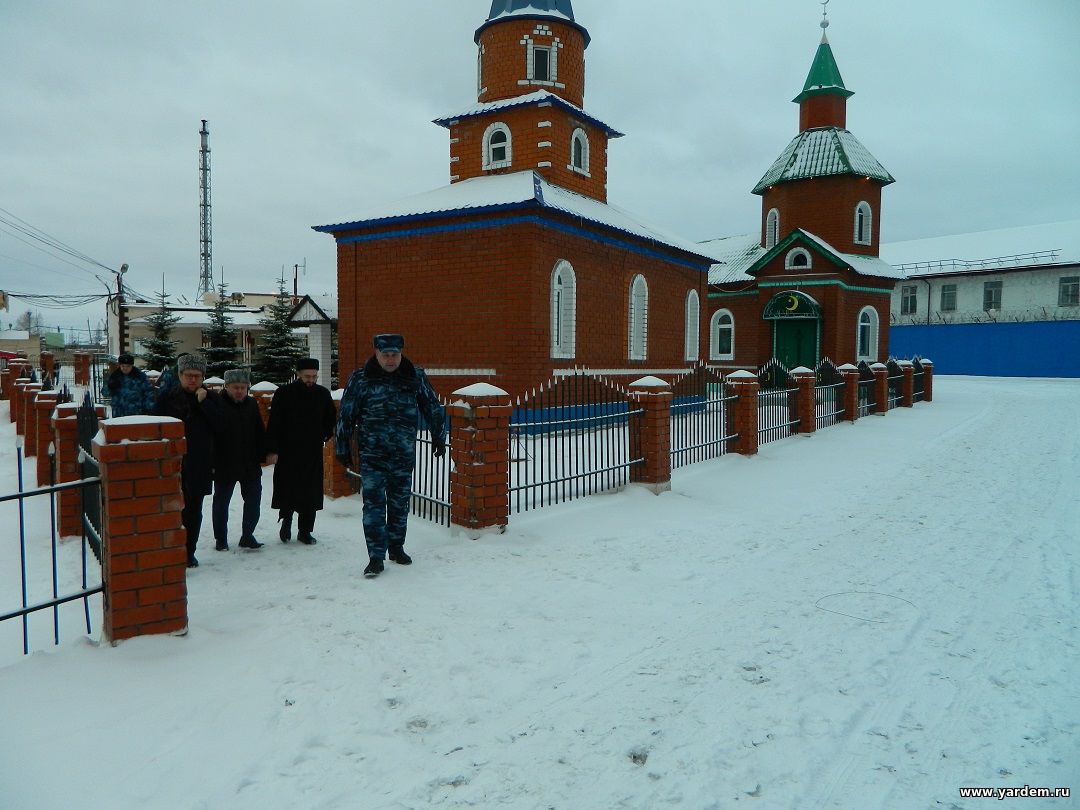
[0,443,103,658]
[670,364,737,469]
[509,372,643,513]
[411,426,451,526]
[886,359,904,409]
[757,359,799,444]
[814,359,845,429]
[857,361,877,417]
[912,357,925,403]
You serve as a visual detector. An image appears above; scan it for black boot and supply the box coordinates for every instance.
[215,539,229,551]
[239,536,264,549]
[363,559,384,579]
[187,554,200,568]
[388,548,412,565]
[279,512,292,543]
[297,532,317,546]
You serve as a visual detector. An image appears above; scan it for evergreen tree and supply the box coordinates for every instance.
[139,287,181,371]
[201,282,242,377]
[252,278,304,384]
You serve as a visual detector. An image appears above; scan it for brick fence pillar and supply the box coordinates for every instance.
[922,360,934,403]
[872,363,889,415]
[324,392,353,499]
[0,367,10,400]
[628,376,673,495]
[10,378,29,425]
[93,416,188,643]
[839,364,860,423]
[33,391,60,486]
[73,353,91,386]
[899,361,915,408]
[449,384,511,537]
[40,351,55,382]
[790,367,817,435]
[250,381,278,429]
[51,402,107,537]
[726,370,759,456]
[18,383,43,444]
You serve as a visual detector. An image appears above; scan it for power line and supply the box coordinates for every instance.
[0,206,114,273]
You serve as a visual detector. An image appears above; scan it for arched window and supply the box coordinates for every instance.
[684,290,700,361]
[765,208,780,249]
[785,247,812,271]
[854,201,873,245]
[857,306,879,361]
[710,310,735,360]
[570,128,590,175]
[550,260,576,359]
[482,122,512,170]
[628,274,648,361]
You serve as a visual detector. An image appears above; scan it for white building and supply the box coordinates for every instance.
[881,220,1080,325]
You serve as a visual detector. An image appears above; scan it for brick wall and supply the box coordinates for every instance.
[760,176,885,256]
[477,19,587,107]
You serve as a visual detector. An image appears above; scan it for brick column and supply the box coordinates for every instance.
[628,376,673,495]
[0,367,10,400]
[73,353,91,386]
[203,377,224,393]
[839,364,860,423]
[323,392,353,499]
[40,351,55,382]
[449,384,510,537]
[33,391,59,486]
[18,383,43,444]
[52,402,107,538]
[899,361,915,408]
[871,363,889,415]
[790,367,817,435]
[250,381,277,429]
[93,416,188,643]
[9,378,28,424]
[922,360,934,403]
[726,370,759,456]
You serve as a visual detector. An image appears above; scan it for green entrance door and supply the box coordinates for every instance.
[773,319,819,369]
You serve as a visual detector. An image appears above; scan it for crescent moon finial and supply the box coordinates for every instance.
[820,0,830,31]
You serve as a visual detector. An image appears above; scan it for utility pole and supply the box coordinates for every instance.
[198,119,213,300]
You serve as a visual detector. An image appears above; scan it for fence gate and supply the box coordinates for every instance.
[886,359,904,409]
[411,403,451,526]
[912,357,925,403]
[509,372,643,513]
[670,363,737,469]
[757,359,800,445]
[815,358,846,429]
[857,361,877,417]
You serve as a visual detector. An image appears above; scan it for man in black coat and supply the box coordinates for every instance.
[153,354,224,568]
[265,357,336,545]
[211,369,267,552]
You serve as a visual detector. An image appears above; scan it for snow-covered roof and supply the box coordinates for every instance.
[753,128,894,194]
[289,294,337,325]
[434,90,622,138]
[880,219,1080,277]
[476,0,589,46]
[702,229,904,283]
[314,171,715,264]
[128,311,267,328]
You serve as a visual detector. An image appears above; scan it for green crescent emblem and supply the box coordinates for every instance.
[786,295,799,312]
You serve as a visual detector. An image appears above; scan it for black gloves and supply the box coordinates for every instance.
[432,441,446,458]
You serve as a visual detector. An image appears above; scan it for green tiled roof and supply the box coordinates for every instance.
[793,36,854,103]
[752,128,894,194]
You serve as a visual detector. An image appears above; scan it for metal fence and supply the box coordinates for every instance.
[1,395,103,657]
[857,361,877,417]
[411,424,451,527]
[886,359,904,409]
[757,359,800,444]
[814,359,845,429]
[509,372,643,513]
[912,357,925,403]
[670,364,737,469]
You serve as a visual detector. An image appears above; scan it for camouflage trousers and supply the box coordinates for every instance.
[359,458,413,560]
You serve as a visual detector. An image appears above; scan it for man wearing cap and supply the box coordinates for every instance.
[211,369,268,551]
[103,353,155,417]
[336,334,447,579]
[153,353,225,568]
[265,358,336,545]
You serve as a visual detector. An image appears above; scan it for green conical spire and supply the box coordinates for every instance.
[793,34,854,103]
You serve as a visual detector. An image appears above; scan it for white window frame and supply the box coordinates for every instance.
[940,283,957,312]
[900,284,917,315]
[628,274,648,361]
[765,208,780,249]
[710,309,735,361]
[983,280,1002,312]
[856,306,878,361]
[482,122,512,170]
[854,201,873,245]
[785,247,812,271]
[1058,276,1079,307]
[523,35,559,86]
[569,128,590,176]
[550,260,577,359]
[684,290,700,361]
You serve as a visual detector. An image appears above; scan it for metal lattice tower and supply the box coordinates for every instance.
[198,119,213,299]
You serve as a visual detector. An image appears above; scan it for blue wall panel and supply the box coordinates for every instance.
[890,321,1080,377]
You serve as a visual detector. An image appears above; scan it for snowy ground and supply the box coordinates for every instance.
[0,377,1077,809]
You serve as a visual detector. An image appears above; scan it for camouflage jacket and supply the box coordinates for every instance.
[103,368,155,417]
[335,355,446,466]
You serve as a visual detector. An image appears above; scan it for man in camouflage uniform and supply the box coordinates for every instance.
[335,334,446,579]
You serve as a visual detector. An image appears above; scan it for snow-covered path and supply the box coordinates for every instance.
[0,377,1077,809]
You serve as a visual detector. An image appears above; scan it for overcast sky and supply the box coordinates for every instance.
[2,0,1078,336]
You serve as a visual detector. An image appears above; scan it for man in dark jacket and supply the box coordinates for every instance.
[103,353,155,417]
[153,354,224,568]
[265,357,336,545]
[336,334,446,579]
[211,369,267,552]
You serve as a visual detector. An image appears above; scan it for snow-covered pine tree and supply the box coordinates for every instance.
[201,282,242,377]
[139,287,181,371]
[252,278,305,384]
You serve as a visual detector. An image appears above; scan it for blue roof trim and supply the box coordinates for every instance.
[321,213,712,272]
[433,95,624,139]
